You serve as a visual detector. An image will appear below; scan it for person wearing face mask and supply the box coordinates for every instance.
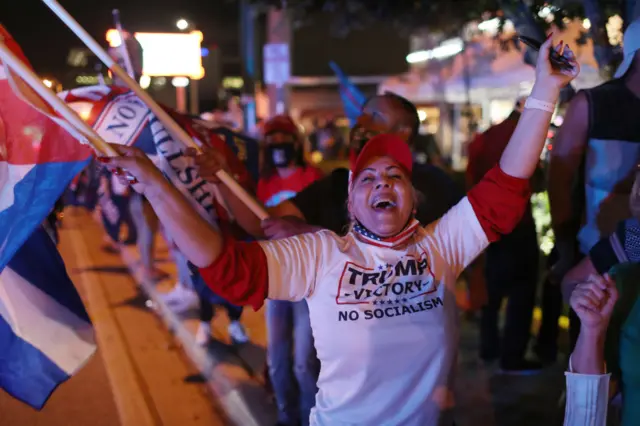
[256,115,323,426]
[187,92,464,242]
[258,115,324,207]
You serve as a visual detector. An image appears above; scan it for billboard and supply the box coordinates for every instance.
[106,30,205,79]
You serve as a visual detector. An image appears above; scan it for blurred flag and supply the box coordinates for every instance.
[0,25,93,270]
[61,85,221,226]
[189,117,260,183]
[169,111,258,223]
[60,86,256,226]
[0,226,96,409]
[329,61,366,127]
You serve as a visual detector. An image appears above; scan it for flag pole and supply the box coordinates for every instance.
[41,0,269,221]
[0,41,116,157]
[111,9,135,79]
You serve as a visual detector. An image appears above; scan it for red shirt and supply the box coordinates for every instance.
[257,166,324,207]
[466,114,535,225]
[466,116,519,186]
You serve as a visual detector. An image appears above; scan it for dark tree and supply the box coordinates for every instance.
[246,0,500,37]
[244,0,632,79]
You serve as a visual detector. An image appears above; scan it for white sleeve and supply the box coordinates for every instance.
[563,372,610,426]
[425,197,489,277]
[258,231,327,301]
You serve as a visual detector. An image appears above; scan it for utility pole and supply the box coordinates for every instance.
[240,0,258,133]
[265,7,292,116]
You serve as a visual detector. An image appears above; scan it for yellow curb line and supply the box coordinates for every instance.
[66,224,157,426]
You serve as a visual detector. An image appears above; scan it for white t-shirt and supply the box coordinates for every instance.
[258,197,488,425]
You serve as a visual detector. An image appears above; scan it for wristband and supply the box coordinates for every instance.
[524,97,556,113]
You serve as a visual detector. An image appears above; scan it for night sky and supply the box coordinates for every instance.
[1,0,409,79]
[1,0,239,76]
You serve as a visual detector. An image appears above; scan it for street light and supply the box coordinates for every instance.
[176,19,189,31]
[42,79,53,88]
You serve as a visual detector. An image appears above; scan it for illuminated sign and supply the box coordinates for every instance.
[223,77,244,89]
[75,75,110,85]
[106,30,205,79]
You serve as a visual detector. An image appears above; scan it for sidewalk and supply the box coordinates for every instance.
[116,222,277,426]
[52,208,227,426]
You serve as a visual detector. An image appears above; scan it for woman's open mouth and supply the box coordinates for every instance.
[371,198,397,211]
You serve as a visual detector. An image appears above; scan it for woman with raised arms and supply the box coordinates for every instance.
[100,37,578,426]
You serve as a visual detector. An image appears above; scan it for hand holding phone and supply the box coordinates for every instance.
[518,35,574,70]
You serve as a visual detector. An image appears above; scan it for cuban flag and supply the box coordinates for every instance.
[329,61,366,127]
[0,26,95,409]
[0,226,96,409]
[0,26,93,269]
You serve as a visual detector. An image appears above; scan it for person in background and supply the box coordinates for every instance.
[177,120,257,347]
[413,133,446,169]
[563,272,617,426]
[107,34,165,281]
[44,198,65,245]
[549,19,640,346]
[258,115,324,207]
[198,91,464,243]
[257,115,323,426]
[562,165,640,425]
[467,96,544,373]
[98,168,137,252]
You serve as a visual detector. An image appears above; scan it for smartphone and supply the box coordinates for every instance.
[518,35,573,70]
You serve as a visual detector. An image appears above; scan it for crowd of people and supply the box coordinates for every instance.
[53,19,640,426]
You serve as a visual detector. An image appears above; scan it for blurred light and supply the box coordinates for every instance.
[140,74,151,89]
[310,151,323,164]
[478,18,500,32]
[200,112,215,121]
[547,143,553,151]
[176,19,189,30]
[417,109,428,122]
[553,115,564,127]
[172,77,189,87]
[201,47,209,57]
[406,38,464,64]
[67,101,93,121]
[135,32,205,79]
[414,152,428,165]
[583,18,591,29]
[533,308,569,329]
[538,6,552,19]
[223,76,244,89]
[607,15,623,46]
[106,29,122,47]
[154,76,167,87]
[42,79,53,88]
[75,75,102,85]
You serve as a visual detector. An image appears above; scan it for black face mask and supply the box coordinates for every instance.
[267,143,296,168]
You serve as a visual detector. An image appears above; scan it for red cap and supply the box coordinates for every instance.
[263,115,299,136]
[352,134,413,178]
